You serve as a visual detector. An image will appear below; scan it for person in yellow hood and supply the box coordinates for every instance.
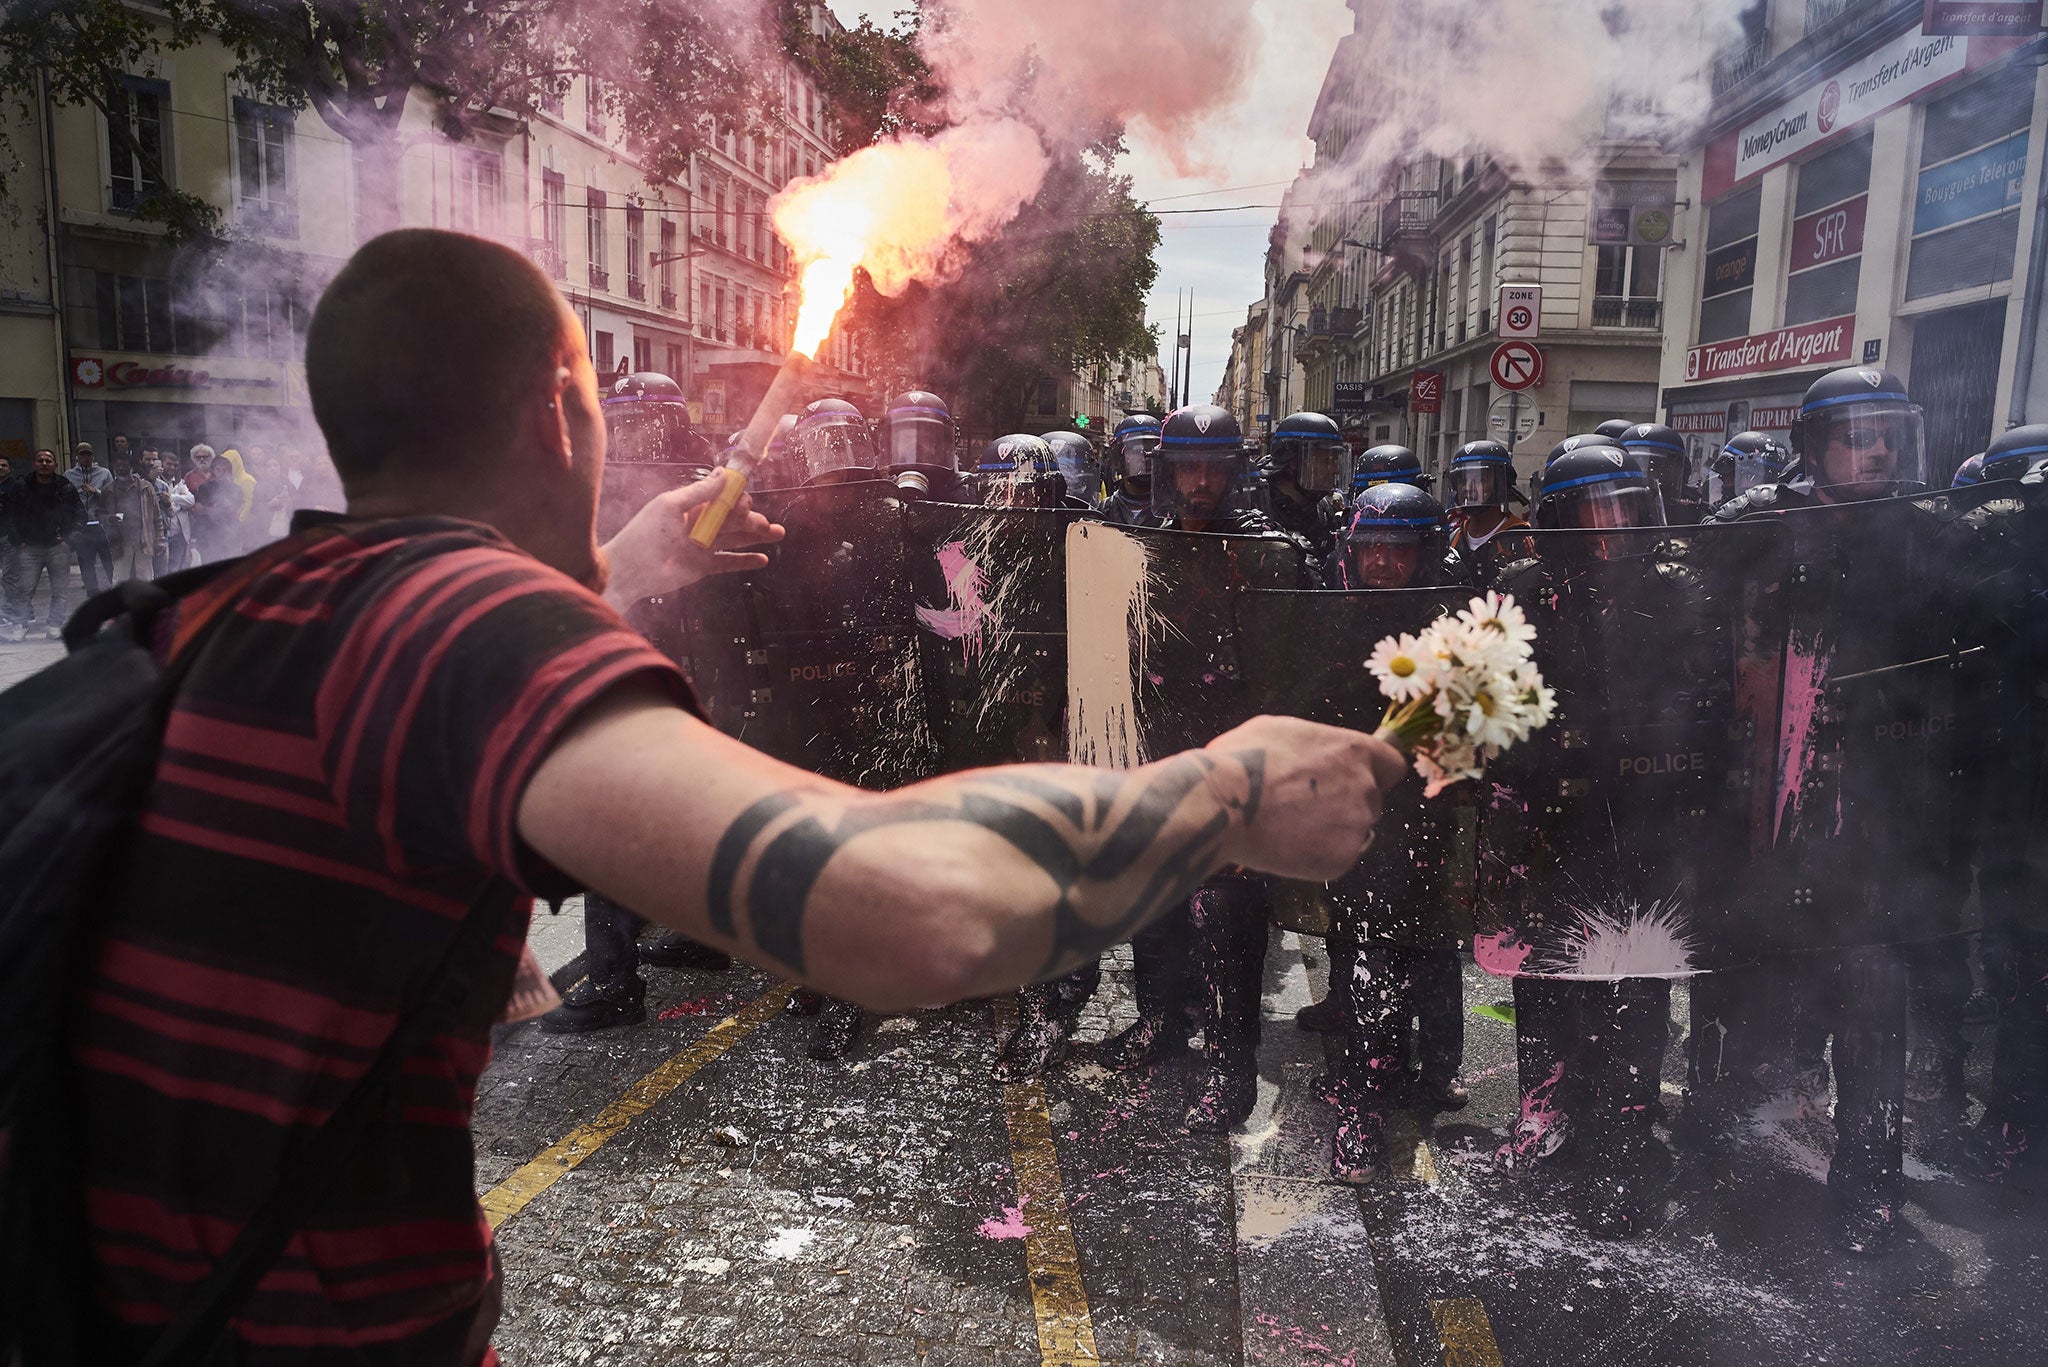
[214,447,259,550]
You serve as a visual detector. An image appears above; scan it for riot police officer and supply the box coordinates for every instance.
[1711,368,1928,521]
[1099,415,1164,526]
[1621,423,1703,525]
[879,389,965,500]
[981,433,1063,508]
[1324,481,1447,590]
[1354,444,1427,492]
[787,398,880,486]
[1951,452,1988,487]
[1263,412,1352,560]
[1043,429,1104,506]
[1594,418,1636,442]
[1715,431,1792,509]
[1443,440,1532,586]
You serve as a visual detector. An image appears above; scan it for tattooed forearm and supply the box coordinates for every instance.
[704,749,1267,981]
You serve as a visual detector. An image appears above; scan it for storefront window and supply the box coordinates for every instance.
[1906,64,2034,301]
[1785,133,1871,326]
[1699,185,1760,344]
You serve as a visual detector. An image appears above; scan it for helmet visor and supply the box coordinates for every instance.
[790,414,876,484]
[1347,532,1424,589]
[1563,480,1666,530]
[1117,431,1160,478]
[1056,454,1100,503]
[1151,451,1241,520]
[1446,463,1509,509]
[1800,403,1927,497]
[980,463,1045,508]
[605,404,697,464]
[1731,448,1784,496]
[885,413,951,469]
[1292,438,1352,494]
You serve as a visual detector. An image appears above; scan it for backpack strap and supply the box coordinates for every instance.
[136,898,506,1367]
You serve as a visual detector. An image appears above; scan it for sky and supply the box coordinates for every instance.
[825,0,1353,406]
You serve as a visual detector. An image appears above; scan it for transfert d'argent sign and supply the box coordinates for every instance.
[1703,24,2015,200]
[1684,315,1856,383]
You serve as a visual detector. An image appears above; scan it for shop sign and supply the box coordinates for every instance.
[1334,381,1369,414]
[1684,314,1856,382]
[1591,181,1679,249]
[1410,370,1445,415]
[1790,196,1868,271]
[1751,405,1800,430]
[1670,410,1728,435]
[1705,25,1980,198]
[1924,1,2042,36]
[70,354,282,394]
[1704,239,1758,298]
[1913,129,2029,234]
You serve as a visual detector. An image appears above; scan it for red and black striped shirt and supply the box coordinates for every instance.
[70,515,689,1363]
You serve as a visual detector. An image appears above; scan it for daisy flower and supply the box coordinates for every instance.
[1366,633,1435,702]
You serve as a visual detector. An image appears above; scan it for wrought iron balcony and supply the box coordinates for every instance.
[1712,30,1771,96]
[1593,297,1663,329]
[588,265,609,290]
[660,287,677,310]
[626,277,646,301]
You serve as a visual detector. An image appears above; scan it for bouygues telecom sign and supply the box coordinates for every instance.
[1685,316,1856,383]
[1703,25,2007,199]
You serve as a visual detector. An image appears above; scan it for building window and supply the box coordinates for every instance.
[625,205,645,299]
[665,342,684,378]
[752,295,763,351]
[1784,133,1871,326]
[700,281,712,336]
[634,334,653,371]
[94,271,185,352]
[715,284,727,341]
[541,170,567,277]
[587,186,609,289]
[106,75,168,213]
[452,150,501,235]
[717,178,730,250]
[594,330,615,374]
[1593,245,1663,328]
[220,284,302,359]
[1906,65,2035,302]
[232,98,294,234]
[659,218,678,307]
[585,77,607,137]
[1698,184,1761,344]
[734,286,749,345]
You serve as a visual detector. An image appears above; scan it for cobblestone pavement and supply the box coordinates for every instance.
[480,917,2048,1367]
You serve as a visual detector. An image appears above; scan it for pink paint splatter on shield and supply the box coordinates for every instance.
[916,541,994,666]
[977,1203,1033,1240]
[1774,630,1838,841]
[1473,930,1532,978]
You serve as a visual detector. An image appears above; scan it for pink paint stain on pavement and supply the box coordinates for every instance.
[1251,1310,1357,1365]
[976,1203,1033,1240]
[915,541,995,665]
[1473,930,1533,978]
[656,999,712,1020]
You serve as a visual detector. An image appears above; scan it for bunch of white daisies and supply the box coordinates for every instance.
[1367,591,1556,796]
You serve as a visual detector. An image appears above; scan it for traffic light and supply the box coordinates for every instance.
[1073,413,1090,428]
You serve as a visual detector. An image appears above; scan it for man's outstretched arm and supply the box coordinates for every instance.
[519,690,1405,1013]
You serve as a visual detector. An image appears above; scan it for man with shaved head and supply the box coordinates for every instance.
[42,229,1401,1363]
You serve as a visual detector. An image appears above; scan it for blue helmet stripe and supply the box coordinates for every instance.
[1541,469,1647,494]
[1801,390,1910,414]
[1451,452,1513,466]
[1161,434,1243,448]
[1623,437,1686,454]
[1989,443,2048,462]
[1351,514,1440,528]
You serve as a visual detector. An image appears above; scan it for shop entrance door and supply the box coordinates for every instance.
[1911,300,2006,484]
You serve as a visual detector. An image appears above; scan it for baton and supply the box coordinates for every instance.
[689,356,811,548]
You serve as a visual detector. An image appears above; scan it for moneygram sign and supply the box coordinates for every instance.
[1705,25,1987,199]
[1684,316,1856,383]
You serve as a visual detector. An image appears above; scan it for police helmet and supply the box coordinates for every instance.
[1042,430,1102,503]
[1153,404,1245,520]
[1532,444,1666,530]
[1793,367,1926,496]
[1342,482,1445,590]
[1981,424,2048,483]
[981,433,1056,508]
[1110,414,1162,483]
[879,390,953,471]
[1546,433,1612,466]
[1445,440,1517,510]
[1271,412,1350,493]
[1621,423,1691,510]
[1951,453,1987,488]
[787,398,877,486]
[1594,419,1636,441]
[1722,430,1790,497]
[602,371,708,465]
[1355,444,1424,493]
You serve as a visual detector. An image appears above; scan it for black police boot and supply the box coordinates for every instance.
[640,932,732,971]
[1297,929,1357,1035]
[1502,976,1581,1168]
[539,974,647,1034]
[1577,979,1672,1237]
[1184,878,1266,1133]
[994,983,1072,1083]
[1828,950,1908,1257]
[1412,946,1469,1111]
[807,998,867,1061]
[786,987,826,1017]
[1099,909,1194,1072]
[1958,1115,2034,1182]
[1331,1101,1388,1185]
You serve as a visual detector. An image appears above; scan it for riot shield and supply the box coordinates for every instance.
[904,502,1088,771]
[681,479,938,790]
[1236,586,1476,948]
[1758,486,2027,953]
[1066,522,1311,771]
[1472,522,1787,978]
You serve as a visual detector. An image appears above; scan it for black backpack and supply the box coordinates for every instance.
[0,567,502,1365]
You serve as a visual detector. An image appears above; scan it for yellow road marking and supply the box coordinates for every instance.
[1432,1296,1505,1367]
[1001,1077,1102,1365]
[481,985,792,1230]
[1411,1137,1439,1186]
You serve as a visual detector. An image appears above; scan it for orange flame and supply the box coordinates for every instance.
[772,119,1051,361]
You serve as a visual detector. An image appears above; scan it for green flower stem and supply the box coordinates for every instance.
[1375,695,1444,752]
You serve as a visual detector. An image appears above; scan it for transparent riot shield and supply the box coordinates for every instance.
[1065,522,1313,770]
[904,502,1089,770]
[681,479,938,789]
[1473,521,1787,980]
[1236,586,1477,947]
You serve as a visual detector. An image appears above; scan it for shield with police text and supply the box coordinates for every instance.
[905,502,1087,770]
[1759,486,2026,953]
[1472,521,1787,978]
[1237,586,1476,948]
[682,479,938,790]
[1066,522,1312,773]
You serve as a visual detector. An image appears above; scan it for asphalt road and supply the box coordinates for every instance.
[477,916,2048,1366]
